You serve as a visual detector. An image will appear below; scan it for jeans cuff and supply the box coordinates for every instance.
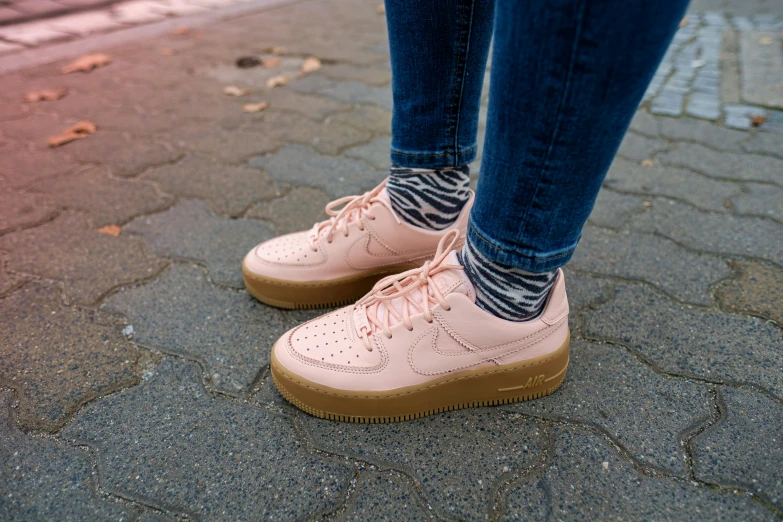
[466,219,578,273]
[390,145,476,169]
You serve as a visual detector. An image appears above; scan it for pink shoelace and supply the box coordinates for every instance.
[307,182,400,251]
[354,230,463,351]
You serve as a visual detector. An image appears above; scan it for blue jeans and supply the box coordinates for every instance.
[385,0,689,273]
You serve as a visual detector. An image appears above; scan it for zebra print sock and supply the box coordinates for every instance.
[458,239,557,322]
[387,165,471,231]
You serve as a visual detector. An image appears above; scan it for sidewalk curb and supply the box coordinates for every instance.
[0,0,302,76]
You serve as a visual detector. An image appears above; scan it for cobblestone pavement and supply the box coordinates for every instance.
[1,0,782,520]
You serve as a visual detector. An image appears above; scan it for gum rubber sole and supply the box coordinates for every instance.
[271,332,570,423]
[242,263,420,310]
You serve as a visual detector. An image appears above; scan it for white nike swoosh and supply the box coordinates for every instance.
[408,324,559,376]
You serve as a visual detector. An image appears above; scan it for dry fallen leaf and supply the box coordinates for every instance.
[48,120,96,148]
[172,26,190,35]
[98,224,121,237]
[261,57,281,68]
[301,56,322,74]
[61,53,112,74]
[160,48,175,56]
[679,16,688,28]
[751,114,766,127]
[640,159,655,167]
[642,201,652,208]
[377,3,385,14]
[270,46,286,55]
[236,56,259,68]
[758,36,774,46]
[223,85,251,96]
[243,101,269,113]
[266,75,289,88]
[24,88,68,103]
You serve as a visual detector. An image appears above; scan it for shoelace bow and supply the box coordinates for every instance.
[354,230,463,351]
[307,182,400,251]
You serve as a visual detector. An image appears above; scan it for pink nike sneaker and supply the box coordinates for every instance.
[270,230,570,423]
[243,181,473,309]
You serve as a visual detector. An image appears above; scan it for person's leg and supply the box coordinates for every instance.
[462,0,690,320]
[383,0,494,230]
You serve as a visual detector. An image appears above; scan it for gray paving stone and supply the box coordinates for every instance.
[732,182,783,222]
[692,76,721,95]
[0,40,24,54]
[659,142,783,185]
[263,88,351,121]
[743,132,783,157]
[164,124,280,164]
[288,74,337,95]
[503,429,774,521]
[64,132,183,178]
[704,11,727,26]
[62,358,352,519]
[617,132,669,161]
[628,110,660,137]
[319,81,393,111]
[571,226,730,305]
[1,112,63,144]
[559,268,607,315]
[686,95,722,120]
[725,115,751,130]
[629,199,783,263]
[651,91,684,116]
[740,31,783,109]
[103,264,288,394]
[584,283,783,398]
[658,116,748,151]
[344,135,391,170]
[0,261,25,296]
[0,189,58,234]
[336,471,433,522]
[141,156,280,217]
[0,212,167,305]
[137,511,179,522]
[320,63,392,87]
[253,110,372,156]
[756,109,783,134]
[692,387,783,507]
[48,11,123,36]
[715,260,783,325]
[732,16,755,30]
[301,409,545,520]
[507,340,711,474]
[248,145,386,199]
[112,0,167,24]
[0,391,135,521]
[245,186,332,235]
[604,157,741,212]
[0,281,142,431]
[0,19,70,45]
[327,104,392,135]
[28,166,173,227]
[125,200,272,288]
[586,189,648,229]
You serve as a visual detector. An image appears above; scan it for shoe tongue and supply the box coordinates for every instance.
[354,251,475,333]
[431,251,475,301]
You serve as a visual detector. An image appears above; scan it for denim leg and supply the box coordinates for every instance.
[385,0,494,169]
[469,0,690,273]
